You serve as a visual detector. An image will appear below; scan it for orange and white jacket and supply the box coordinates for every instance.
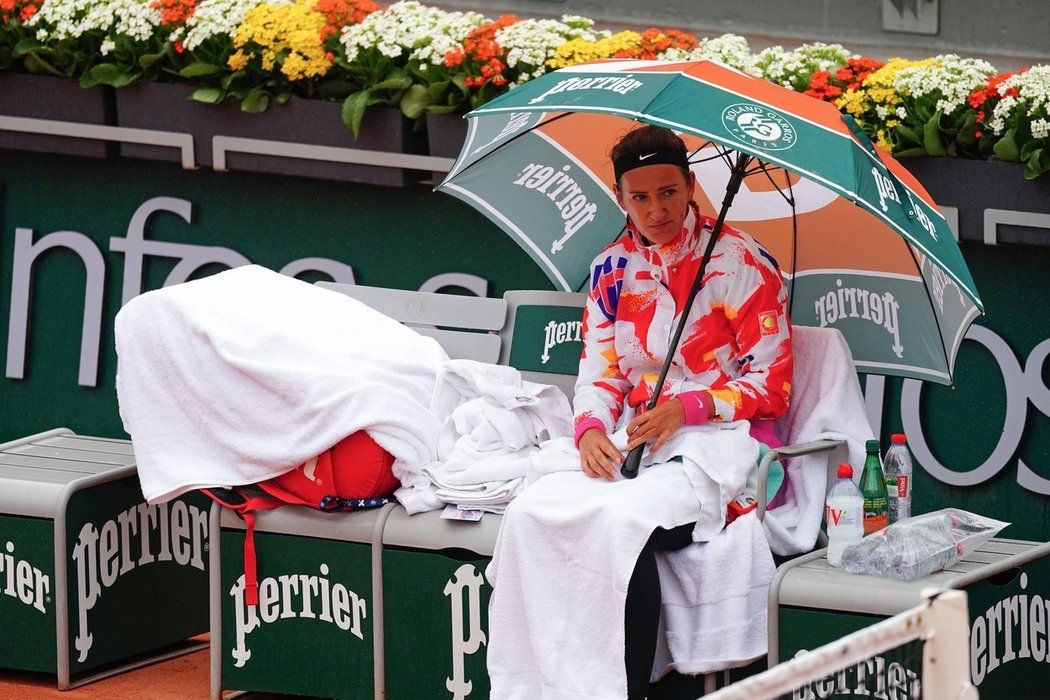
[573,203,793,439]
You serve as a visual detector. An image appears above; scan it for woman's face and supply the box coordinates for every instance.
[614,164,696,245]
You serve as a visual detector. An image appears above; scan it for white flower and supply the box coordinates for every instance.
[987,65,1050,135]
[893,54,995,115]
[171,0,288,51]
[339,1,485,66]
[100,37,116,54]
[1032,118,1050,139]
[691,34,756,73]
[496,14,607,84]
[27,0,162,44]
[753,41,850,88]
[896,106,908,119]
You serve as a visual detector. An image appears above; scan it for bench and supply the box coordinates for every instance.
[0,428,209,689]
[208,282,846,699]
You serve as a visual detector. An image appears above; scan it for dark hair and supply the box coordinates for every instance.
[610,125,690,185]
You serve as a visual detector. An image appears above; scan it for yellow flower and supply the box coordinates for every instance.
[228,50,249,71]
[231,0,332,81]
[547,30,643,69]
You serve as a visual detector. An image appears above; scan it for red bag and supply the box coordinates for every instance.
[203,431,399,605]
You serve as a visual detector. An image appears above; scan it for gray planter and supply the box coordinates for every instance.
[426,111,469,184]
[115,82,425,187]
[902,157,1050,246]
[0,73,115,158]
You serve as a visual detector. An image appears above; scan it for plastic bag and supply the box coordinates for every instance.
[839,508,1009,581]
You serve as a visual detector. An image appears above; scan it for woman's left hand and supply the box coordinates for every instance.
[626,398,685,453]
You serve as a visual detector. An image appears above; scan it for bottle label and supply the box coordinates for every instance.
[826,504,859,527]
[897,475,909,498]
[863,496,888,534]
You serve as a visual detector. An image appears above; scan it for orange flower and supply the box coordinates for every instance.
[445,14,518,89]
[313,0,380,41]
[150,0,196,26]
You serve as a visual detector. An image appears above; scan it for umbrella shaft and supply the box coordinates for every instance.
[643,153,752,413]
[622,152,751,479]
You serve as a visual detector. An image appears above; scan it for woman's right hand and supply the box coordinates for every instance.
[578,428,623,481]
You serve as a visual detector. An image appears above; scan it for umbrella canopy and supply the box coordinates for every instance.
[437,59,983,385]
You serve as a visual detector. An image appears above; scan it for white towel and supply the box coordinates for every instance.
[114,266,448,503]
[652,511,774,677]
[766,326,874,555]
[407,360,572,512]
[486,423,757,700]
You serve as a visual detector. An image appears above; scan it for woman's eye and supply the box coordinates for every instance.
[661,189,677,197]
[632,195,647,202]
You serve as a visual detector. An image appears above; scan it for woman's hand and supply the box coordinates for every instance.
[626,398,685,453]
[578,429,623,480]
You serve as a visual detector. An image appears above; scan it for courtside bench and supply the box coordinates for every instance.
[208,282,845,700]
[0,428,210,689]
[770,538,1050,699]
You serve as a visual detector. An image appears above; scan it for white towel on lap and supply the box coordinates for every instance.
[487,423,757,700]
[115,266,448,503]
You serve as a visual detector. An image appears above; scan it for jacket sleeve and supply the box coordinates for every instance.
[572,257,633,435]
[707,243,793,423]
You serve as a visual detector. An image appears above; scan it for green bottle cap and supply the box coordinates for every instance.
[865,439,881,453]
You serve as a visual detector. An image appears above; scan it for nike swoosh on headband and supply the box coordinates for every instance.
[638,152,658,160]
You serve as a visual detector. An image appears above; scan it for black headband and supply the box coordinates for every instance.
[612,147,690,182]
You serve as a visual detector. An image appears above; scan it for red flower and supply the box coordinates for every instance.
[150,0,196,26]
[444,14,517,90]
[174,40,184,54]
[313,0,380,41]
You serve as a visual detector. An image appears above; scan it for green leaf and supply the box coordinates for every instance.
[88,63,124,84]
[450,73,468,94]
[275,91,292,105]
[14,37,45,55]
[399,83,432,120]
[956,112,979,147]
[138,51,166,69]
[240,88,270,113]
[342,90,370,138]
[993,129,1020,161]
[191,87,224,104]
[372,68,412,92]
[894,124,922,146]
[426,80,450,100]
[22,52,63,77]
[923,112,947,157]
[892,147,928,159]
[78,70,101,89]
[426,103,460,114]
[179,61,224,78]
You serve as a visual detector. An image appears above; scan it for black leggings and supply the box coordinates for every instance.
[624,521,697,698]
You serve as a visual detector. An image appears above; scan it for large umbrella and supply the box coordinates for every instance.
[437,59,983,388]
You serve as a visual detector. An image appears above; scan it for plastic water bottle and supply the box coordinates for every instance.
[884,433,914,524]
[825,463,865,568]
[860,439,889,535]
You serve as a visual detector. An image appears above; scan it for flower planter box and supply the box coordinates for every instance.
[0,73,116,159]
[902,157,1050,246]
[426,111,469,184]
[115,82,425,187]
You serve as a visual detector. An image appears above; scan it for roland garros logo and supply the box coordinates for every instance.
[721,103,797,151]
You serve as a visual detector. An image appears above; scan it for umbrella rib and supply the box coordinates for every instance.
[903,239,955,379]
[755,161,795,207]
[786,171,798,322]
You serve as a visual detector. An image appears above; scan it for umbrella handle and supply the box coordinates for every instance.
[621,444,644,479]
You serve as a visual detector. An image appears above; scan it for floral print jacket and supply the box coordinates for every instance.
[573,203,793,435]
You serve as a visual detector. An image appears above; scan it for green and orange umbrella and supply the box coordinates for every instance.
[437,59,983,386]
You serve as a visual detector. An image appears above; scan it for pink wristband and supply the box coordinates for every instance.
[678,391,711,426]
[573,417,607,448]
